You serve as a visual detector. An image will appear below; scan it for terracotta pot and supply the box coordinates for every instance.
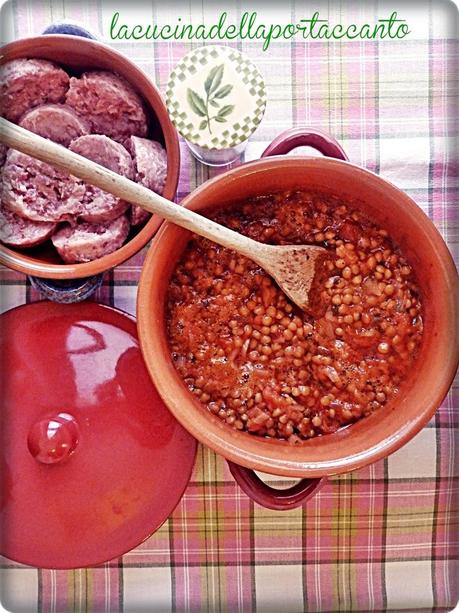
[0,34,180,279]
[137,128,459,509]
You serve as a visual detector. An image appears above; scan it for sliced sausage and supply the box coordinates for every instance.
[51,215,130,263]
[129,136,167,226]
[0,58,69,122]
[66,71,147,147]
[19,104,89,146]
[0,201,56,248]
[1,150,84,223]
[69,135,133,223]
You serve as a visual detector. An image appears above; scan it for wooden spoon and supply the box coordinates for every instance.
[0,118,327,309]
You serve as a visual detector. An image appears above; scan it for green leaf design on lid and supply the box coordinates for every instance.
[204,64,224,95]
[217,104,235,118]
[187,88,207,117]
[213,84,233,99]
[186,64,235,134]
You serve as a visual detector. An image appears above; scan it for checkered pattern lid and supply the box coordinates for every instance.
[166,45,266,149]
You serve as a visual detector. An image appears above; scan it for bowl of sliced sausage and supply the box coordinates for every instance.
[0,34,180,279]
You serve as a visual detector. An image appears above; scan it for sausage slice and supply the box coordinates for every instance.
[0,202,57,248]
[19,104,90,146]
[66,71,147,147]
[69,135,134,223]
[51,215,130,263]
[0,58,69,122]
[129,137,167,226]
[1,150,84,223]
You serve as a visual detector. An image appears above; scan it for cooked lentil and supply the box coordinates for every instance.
[166,190,423,443]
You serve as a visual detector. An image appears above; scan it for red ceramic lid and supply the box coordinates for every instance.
[0,301,197,569]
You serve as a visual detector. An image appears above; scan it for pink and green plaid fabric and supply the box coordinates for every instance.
[1,1,458,611]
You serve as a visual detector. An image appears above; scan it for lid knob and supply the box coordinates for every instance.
[27,413,79,464]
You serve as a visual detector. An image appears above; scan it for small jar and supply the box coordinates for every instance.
[166,45,266,167]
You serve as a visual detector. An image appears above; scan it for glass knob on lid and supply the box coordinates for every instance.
[27,413,79,464]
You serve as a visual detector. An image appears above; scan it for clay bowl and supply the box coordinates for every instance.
[0,34,180,279]
[137,128,459,483]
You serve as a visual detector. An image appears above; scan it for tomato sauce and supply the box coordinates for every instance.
[167,191,423,443]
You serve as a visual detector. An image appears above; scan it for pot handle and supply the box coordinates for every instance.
[261,127,348,161]
[228,461,325,511]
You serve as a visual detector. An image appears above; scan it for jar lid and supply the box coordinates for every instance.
[166,45,266,150]
[0,301,196,569]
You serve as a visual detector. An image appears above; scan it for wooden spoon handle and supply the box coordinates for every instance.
[0,118,264,260]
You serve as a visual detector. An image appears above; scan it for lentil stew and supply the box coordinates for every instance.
[166,190,423,443]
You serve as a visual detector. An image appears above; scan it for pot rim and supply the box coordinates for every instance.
[137,154,459,478]
[0,34,180,279]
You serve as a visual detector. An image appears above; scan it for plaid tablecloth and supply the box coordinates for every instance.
[1,1,458,611]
